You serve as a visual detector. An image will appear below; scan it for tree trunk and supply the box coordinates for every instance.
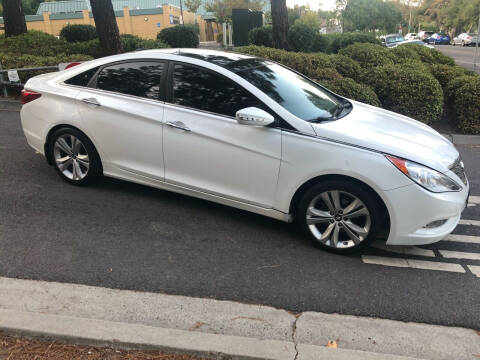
[271,0,288,50]
[89,0,124,56]
[2,0,27,37]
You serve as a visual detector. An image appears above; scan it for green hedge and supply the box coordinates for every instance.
[248,26,273,48]
[157,25,199,48]
[429,64,466,89]
[362,64,443,124]
[328,54,362,81]
[339,43,395,68]
[319,77,381,107]
[326,32,380,54]
[445,76,480,134]
[0,30,73,57]
[60,24,98,43]
[288,23,319,52]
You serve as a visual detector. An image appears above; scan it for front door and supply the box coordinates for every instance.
[162,62,281,208]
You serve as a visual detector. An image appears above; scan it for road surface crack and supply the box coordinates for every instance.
[292,313,300,360]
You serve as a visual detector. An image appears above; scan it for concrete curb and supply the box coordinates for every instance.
[0,309,419,360]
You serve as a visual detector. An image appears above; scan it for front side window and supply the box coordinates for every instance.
[171,63,263,117]
[235,62,347,122]
[95,61,164,100]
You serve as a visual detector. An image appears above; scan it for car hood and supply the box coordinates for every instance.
[311,101,458,172]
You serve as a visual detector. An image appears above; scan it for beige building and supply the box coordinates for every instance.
[0,0,221,42]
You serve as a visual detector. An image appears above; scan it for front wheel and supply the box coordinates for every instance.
[297,180,383,254]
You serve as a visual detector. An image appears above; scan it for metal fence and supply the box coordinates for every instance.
[0,63,59,97]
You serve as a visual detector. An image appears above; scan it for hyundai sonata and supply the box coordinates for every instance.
[20,49,469,253]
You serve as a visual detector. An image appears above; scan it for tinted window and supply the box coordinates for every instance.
[236,62,344,122]
[172,63,263,117]
[96,61,164,100]
[65,66,99,87]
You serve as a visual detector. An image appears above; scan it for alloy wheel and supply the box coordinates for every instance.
[53,134,90,181]
[306,190,371,249]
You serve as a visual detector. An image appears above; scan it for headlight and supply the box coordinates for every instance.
[386,155,461,193]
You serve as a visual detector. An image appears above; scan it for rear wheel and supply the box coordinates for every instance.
[49,128,102,185]
[297,180,383,254]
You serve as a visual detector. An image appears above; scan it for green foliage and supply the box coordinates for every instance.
[362,64,443,124]
[323,32,380,54]
[444,76,480,134]
[0,30,72,57]
[294,11,321,29]
[248,26,273,47]
[216,32,224,43]
[312,34,329,52]
[390,44,421,63]
[339,43,394,68]
[120,34,168,52]
[205,0,265,23]
[328,54,362,81]
[319,77,381,107]
[288,23,318,52]
[184,0,202,13]
[157,25,199,48]
[407,45,455,66]
[60,24,98,43]
[429,64,466,89]
[343,0,402,33]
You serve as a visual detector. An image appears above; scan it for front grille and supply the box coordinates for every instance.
[449,157,467,186]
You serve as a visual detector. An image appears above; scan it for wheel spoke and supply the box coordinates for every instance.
[342,220,368,238]
[342,222,362,244]
[330,224,339,247]
[321,192,335,213]
[55,156,70,165]
[55,138,72,155]
[58,158,72,171]
[73,160,82,180]
[343,198,360,215]
[330,191,341,212]
[320,222,335,243]
[76,157,89,169]
[344,206,368,219]
[307,207,333,224]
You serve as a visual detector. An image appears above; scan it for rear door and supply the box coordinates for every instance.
[75,60,167,179]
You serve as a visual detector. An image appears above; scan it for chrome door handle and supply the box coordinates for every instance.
[81,97,101,106]
[166,121,190,132]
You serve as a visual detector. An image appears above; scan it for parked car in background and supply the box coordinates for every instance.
[427,33,451,45]
[381,34,405,47]
[418,31,434,41]
[19,49,469,253]
[404,33,417,40]
[452,33,479,46]
[391,39,435,49]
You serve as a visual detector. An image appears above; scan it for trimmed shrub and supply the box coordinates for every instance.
[0,30,71,56]
[362,64,443,124]
[248,26,273,47]
[329,54,362,81]
[69,39,103,58]
[60,24,98,42]
[408,45,454,66]
[288,23,318,52]
[429,64,466,89]
[444,76,480,133]
[391,44,421,63]
[120,34,168,52]
[326,32,380,54]
[312,68,343,82]
[312,34,329,52]
[339,43,395,68]
[318,77,381,107]
[157,25,199,48]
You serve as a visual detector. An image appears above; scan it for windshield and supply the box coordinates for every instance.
[235,62,347,122]
[386,35,404,44]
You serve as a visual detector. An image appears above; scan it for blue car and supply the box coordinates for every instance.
[427,33,451,45]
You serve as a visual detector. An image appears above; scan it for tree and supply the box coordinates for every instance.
[185,0,202,24]
[343,0,402,33]
[2,0,28,37]
[206,0,265,23]
[89,0,123,56]
[294,10,321,29]
[271,0,289,49]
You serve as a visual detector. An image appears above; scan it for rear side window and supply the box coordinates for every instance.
[95,61,164,100]
[64,66,99,87]
[171,63,262,117]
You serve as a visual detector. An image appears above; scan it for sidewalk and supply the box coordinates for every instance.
[0,277,478,360]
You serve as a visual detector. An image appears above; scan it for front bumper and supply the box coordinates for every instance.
[383,182,469,246]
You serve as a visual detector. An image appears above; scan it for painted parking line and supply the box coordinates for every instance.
[361,256,465,273]
[459,219,480,226]
[445,234,480,244]
[469,195,480,204]
[371,241,435,257]
[468,265,480,278]
[439,250,480,261]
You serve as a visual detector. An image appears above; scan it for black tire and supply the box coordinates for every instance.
[297,180,383,254]
[48,127,102,185]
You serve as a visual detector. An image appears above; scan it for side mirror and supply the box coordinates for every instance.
[236,107,275,127]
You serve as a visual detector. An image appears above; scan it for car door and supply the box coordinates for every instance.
[162,62,281,208]
[76,60,167,179]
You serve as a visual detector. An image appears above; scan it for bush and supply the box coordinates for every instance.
[288,23,318,52]
[312,34,329,52]
[0,30,71,56]
[120,34,168,52]
[429,64,466,88]
[69,39,103,58]
[157,25,199,48]
[362,64,443,124]
[391,44,421,63]
[319,77,381,107]
[339,43,394,68]
[216,32,223,43]
[248,26,272,47]
[325,32,380,54]
[444,76,480,133]
[311,68,343,82]
[408,45,454,66]
[328,54,362,81]
[60,24,98,43]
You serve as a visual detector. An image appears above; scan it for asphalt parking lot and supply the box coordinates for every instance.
[434,44,480,73]
[0,106,479,329]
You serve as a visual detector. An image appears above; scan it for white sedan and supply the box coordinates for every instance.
[20,49,469,253]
